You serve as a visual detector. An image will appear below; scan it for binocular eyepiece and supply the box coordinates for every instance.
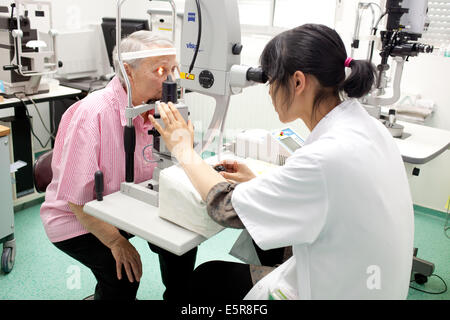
[162,75,178,104]
[246,66,268,84]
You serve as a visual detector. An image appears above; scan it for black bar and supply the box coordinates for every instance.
[124,125,136,183]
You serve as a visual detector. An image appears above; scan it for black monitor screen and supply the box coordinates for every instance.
[101,17,150,68]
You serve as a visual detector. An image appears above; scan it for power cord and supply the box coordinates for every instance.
[410,273,448,295]
[15,92,56,149]
[27,95,56,139]
[188,0,202,75]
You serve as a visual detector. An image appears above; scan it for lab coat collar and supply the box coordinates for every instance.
[305,98,355,145]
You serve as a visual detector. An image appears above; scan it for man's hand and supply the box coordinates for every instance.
[68,202,143,283]
[215,160,256,183]
[109,236,143,283]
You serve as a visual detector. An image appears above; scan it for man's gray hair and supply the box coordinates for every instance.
[112,30,174,86]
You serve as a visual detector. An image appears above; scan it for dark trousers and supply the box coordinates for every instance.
[148,243,198,301]
[53,231,139,300]
[53,231,198,301]
[188,240,285,300]
[189,260,254,300]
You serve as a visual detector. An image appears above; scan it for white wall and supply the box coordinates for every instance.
[401,55,450,212]
[50,0,150,30]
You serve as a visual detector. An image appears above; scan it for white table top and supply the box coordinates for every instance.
[0,85,81,107]
[396,120,450,164]
[84,188,206,256]
[83,155,237,256]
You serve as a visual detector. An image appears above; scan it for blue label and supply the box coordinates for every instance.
[188,12,196,22]
[282,128,294,136]
[186,42,203,52]
[186,42,197,49]
[0,80,4,93]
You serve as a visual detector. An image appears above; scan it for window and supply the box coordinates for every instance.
[422,1,450,49]
[273,0,336,29]
[238,0,273,26]
[238,0,336,34]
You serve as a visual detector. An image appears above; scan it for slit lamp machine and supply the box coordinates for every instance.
[0,0,61,97]
[352,0,434,137]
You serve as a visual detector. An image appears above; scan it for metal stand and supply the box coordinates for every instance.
[411,248,435,284]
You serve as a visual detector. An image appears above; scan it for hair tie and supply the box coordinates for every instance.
[344,57,353,68]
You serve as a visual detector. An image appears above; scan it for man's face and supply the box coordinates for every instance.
[128,46,178,106]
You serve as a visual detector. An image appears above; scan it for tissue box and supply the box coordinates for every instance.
[158,165,224,238]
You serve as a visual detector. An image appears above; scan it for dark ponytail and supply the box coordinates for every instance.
[260,24,377,109]
[339,59,376,98]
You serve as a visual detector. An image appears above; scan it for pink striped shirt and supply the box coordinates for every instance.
[40,76,157,243]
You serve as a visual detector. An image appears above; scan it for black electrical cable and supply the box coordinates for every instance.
[410,274,448,295]
[188,0,202,75]
[16,94,53,149]
[369,11,387,62]
[373,11,387,33]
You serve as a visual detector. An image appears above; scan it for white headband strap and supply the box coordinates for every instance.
[120,48,177,61]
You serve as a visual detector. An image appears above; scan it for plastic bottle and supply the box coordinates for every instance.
[445,46,450,58]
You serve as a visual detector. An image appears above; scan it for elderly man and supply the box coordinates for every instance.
[40,30,197,300]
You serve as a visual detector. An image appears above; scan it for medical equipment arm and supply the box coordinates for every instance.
[362,0,433,107]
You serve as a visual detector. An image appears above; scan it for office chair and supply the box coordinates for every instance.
[33,150,53,193]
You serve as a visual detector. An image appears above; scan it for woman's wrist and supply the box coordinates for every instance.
[172,146,198,166]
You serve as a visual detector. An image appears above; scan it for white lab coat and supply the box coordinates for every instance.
[232,99,414,300]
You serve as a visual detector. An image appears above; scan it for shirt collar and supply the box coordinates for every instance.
[108,76,129,127]
[110,76,153,130]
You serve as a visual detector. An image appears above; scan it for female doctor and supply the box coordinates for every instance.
[148,24,414,300]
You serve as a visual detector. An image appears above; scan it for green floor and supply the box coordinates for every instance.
[0,203,448,300]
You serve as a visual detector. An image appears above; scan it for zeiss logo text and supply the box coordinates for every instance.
[188,12,195,22]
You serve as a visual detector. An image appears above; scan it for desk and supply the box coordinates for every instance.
[85,192,206,256]
[0,85,82,204]
[394,121,450,277]
[0,85,82,109]
[395,120,450,165]
[58,78,109,93]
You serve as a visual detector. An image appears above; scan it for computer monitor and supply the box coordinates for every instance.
[101,17,150,68]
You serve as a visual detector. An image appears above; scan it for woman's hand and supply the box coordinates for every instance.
[148,102,194,160]
[109,236,143,283]
[215,160,256,183]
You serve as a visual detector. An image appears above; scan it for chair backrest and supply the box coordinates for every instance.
[33,150,53,193]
